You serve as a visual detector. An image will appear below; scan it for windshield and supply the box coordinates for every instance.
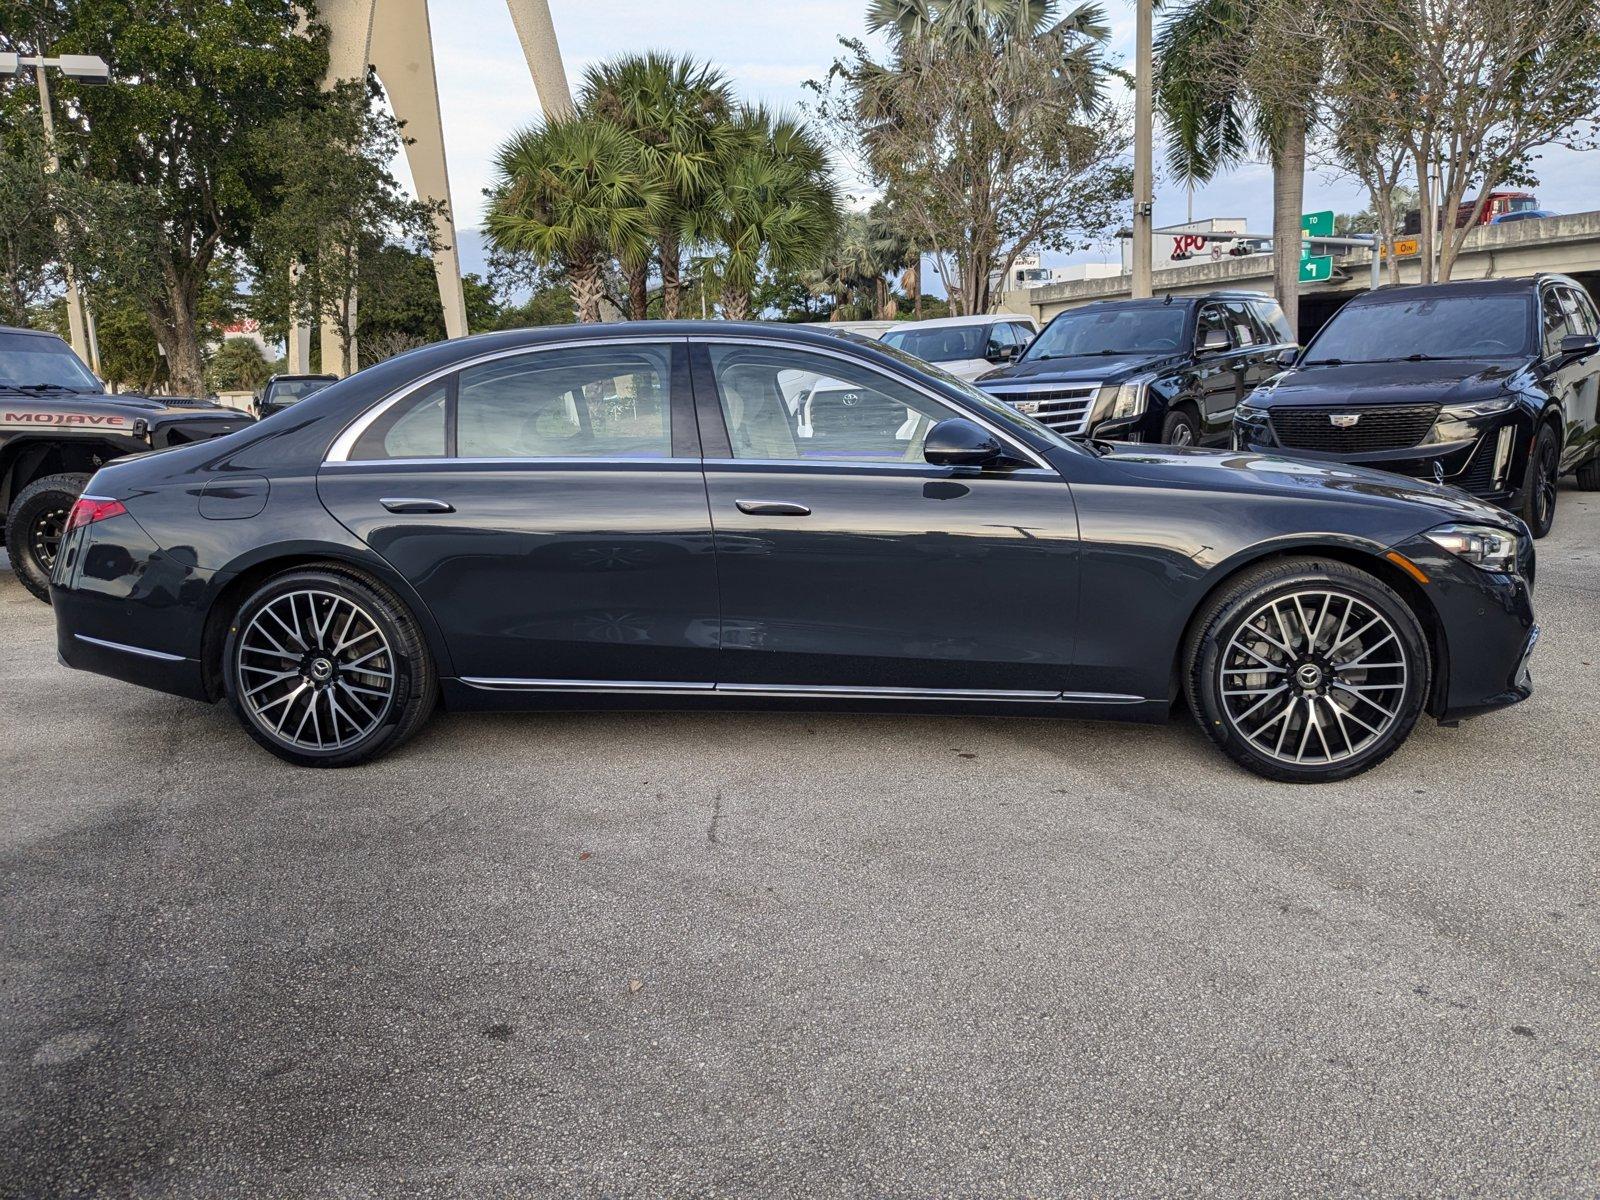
[0,332,101,392]
[868,338,1078,452]
[880,325,987,363]
[270,378,334,403]
[1305,295,1531,363]
[1025,307,1187,359]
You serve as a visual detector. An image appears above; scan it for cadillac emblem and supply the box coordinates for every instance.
[1329,413,1361,428]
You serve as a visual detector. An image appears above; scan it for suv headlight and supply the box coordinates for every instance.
[1236,399,1269,420]
[1099,380,1149,420]
[1439,397,1514,420]
[1423,522,1521,573]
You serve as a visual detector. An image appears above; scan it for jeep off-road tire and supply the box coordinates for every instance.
[4,471,92,603]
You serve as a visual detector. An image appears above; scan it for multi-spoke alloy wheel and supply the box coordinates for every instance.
[1186,558,1428,783]
[30,504,68,574]
[237,589,396,751]
[224,568,436,766]
[1218,589,1406,766]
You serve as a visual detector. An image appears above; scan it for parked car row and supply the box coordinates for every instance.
[950,274,1599,539]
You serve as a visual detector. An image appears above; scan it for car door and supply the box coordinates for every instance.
[691,338,1081,694]
[1192,302,1241,435]
[1547,284,1600,471]
[317,339,721,685]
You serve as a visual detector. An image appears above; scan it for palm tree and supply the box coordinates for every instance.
[486,117,665,323]
[1156,0,1318,331]
[580,53,735,320]
[696,106,840,322]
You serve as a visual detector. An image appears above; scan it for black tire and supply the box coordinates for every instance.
[222,566,436,767]
[1518,422,1560,538]
[1160,405,1201,447]
[1184,557,1430,783]
[1576,455,1600,492]
[4,471,92,604]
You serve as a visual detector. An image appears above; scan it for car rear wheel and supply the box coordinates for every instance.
[222,567,436,767]
[1519,423,1560,538]
[4,471,92,604]
[1184,557,1430,783]
[1576,456,1600,491]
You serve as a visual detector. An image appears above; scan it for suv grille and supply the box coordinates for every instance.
[1270,404,1439,453]
[984,384,1099,436]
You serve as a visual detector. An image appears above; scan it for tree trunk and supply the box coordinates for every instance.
[1413,150,1435,287]
[912,257,922,319]
[1271,109,1307,338]
[659,234,682,320]
[626,259,649,321]
[721,289,751,322]
[570,262,604,323]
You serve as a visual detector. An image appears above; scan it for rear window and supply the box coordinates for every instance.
[1304,294,1532,363]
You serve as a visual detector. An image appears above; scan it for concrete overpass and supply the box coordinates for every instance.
[1005,210,1600,341]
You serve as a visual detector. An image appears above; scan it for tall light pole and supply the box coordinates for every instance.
[1130,0,1155,299]
[0,50,111,373]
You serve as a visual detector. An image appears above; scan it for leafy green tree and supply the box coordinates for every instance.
[0,133,57,326]
[0,0,332,395]
[486,117,666,323]
[694,106,840,321]
[580,53,736,319]
[817,0,1127,315]
[206,336,272,392]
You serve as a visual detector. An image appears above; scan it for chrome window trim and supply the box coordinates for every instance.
[686,334,1054,471]
[74,634,187,663]
[322,455,705,469]
[699,458,1059,478]
[458,676,1145,704]
[324,336,687,464]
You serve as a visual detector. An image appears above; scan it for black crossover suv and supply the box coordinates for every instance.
[978,292,1295,447]
[1234,275,1600,537]
[52,322,1537,783]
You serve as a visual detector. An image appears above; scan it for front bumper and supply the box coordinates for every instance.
[1235,408,1532,504]
[1388,533,1538,720]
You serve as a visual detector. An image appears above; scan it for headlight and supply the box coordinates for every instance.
[1423,522,1521,573]
[1439,397,1514,420]
[1236,400,1269,420]
[1099,381,1148,420]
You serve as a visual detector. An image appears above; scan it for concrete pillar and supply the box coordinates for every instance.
[505,0,575,117]
[369,0,468,339]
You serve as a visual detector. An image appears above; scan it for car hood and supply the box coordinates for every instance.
[980,351,1183,387]
[1096,443,1520,530]
[1256,358,1524,408]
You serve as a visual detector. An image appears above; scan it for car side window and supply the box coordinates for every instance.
[986,322,1017,357]
[349,380,449,460]
[1558,286,1598,339]
[1251,300,1294,345]
[1222,301,1259,349]
[456,345,672,459]
[707,344,954,463]
[1195,305,1228,351]
[1010,322,1038,348]
[1542,288,1576,358]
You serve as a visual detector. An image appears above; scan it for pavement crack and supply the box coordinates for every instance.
[708,789,724,846]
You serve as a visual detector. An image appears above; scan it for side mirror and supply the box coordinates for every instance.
[1199,328,1229,354]
[1558,332,1598,360]
[924,417,1004,468]
[985,342,1018,364]
[1277,347,1299,368]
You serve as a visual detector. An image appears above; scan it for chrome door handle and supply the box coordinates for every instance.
[380,497,454,514]
[735,499,811,517]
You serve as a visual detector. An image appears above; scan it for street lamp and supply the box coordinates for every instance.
[0,50,113,373]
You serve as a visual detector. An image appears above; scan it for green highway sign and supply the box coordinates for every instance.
[1301,210,1334,240]
[1300,254,1333,283]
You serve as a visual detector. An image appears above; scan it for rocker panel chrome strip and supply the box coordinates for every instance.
[74,634,188,663]
[457,677,1144,704]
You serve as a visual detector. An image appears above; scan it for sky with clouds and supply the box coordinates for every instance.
[402,0,1599,281]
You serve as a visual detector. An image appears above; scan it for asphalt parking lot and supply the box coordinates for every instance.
[2,486,1597,1198]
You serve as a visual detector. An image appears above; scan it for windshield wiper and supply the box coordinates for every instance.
[1303,358,1344,366]
[4,383,97,394]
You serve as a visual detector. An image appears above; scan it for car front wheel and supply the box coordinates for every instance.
[1184,557,1430,783]
[1519,423,1560,538]
[222,566,437,767]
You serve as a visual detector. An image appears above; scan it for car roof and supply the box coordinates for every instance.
[0,324,68,341]
[884,314,1033,330]
[1346,274,1569,305]
[1057,291,1272,315]
[270,373,339,381]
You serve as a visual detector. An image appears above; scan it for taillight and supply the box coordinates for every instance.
[64,495,127,533]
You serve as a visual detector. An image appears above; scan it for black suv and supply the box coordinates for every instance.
[977,291,1295,446]
[1,324,253,600]
[1233,275,1600,537]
